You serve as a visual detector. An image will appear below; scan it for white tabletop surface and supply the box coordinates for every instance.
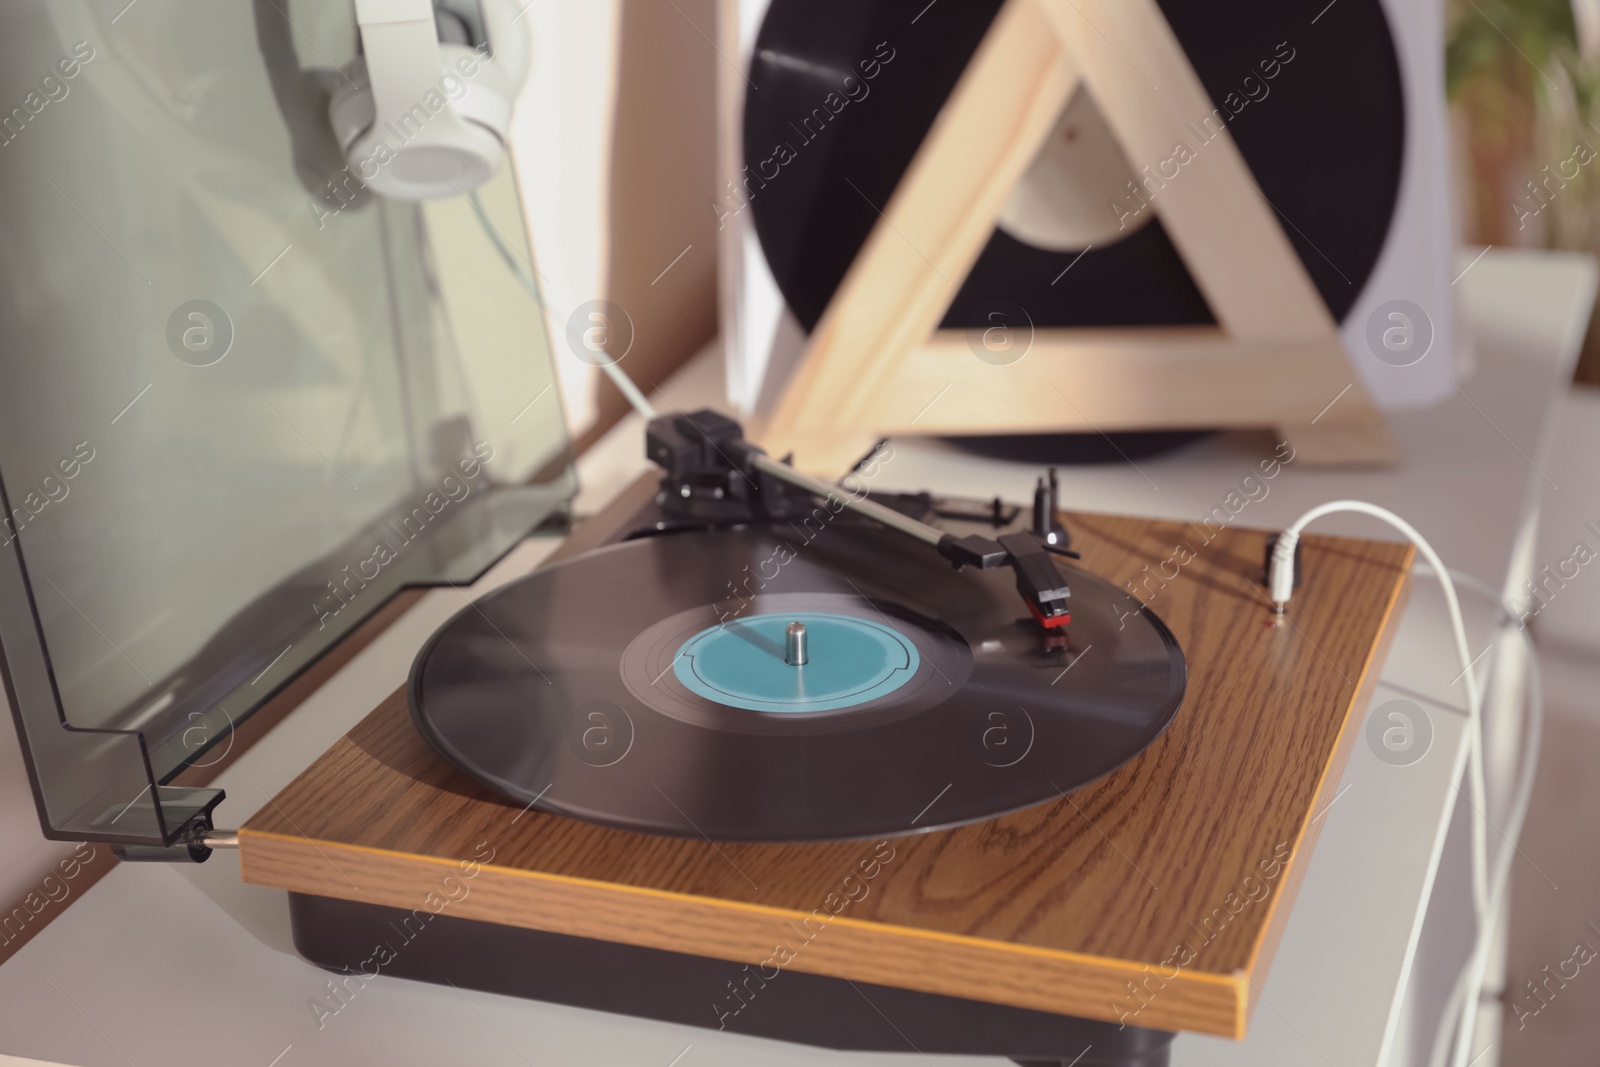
[0,249,1591,1067]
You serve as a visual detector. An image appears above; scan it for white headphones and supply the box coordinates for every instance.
[329,0,530,200]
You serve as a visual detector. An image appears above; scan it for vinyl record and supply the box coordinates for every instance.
[743,0,1404,332]
[409,525,1186,842]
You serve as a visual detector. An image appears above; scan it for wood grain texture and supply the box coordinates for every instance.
[241,511,1411,1037]
[758,0,1399,467]
[1036,0,1328,338]
[767,0,1078,435]
[759,329,1399,474]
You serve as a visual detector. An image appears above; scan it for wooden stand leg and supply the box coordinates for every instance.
[1278,408,1404,467]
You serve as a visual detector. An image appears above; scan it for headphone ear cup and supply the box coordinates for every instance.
[438,0,533,152]
[329,0,530,200]
[437,42,513,145]
[327,53,504,199]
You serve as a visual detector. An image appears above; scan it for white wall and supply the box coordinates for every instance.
[509,0,620,439]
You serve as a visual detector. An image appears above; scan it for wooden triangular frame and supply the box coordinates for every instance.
[755,0,1400,472]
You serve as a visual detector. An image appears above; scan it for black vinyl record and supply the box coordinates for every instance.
[743,0,1404,332]
[409,526,1186,842]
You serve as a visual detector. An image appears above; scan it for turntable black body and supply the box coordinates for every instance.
[290,894,1176,1066]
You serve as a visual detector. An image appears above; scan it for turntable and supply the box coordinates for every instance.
[237,409,1412,1065]
[0,3,1422,1065]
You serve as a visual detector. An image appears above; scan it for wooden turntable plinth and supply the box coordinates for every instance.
[239,509,1410,1039]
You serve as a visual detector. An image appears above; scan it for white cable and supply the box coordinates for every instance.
[1270,502,1488,916]
[1420,567,1544,1067]
[596,358,659,422]
[1271,505,1543,1067]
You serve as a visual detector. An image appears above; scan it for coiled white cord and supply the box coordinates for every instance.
[1270,503,1543,1067]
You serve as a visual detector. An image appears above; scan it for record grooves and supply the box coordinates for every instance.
[743,0,1404,333]
[409,524,1186,843]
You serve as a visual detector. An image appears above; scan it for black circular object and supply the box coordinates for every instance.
[743,0,1404,332]
[409,525,1186,842]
